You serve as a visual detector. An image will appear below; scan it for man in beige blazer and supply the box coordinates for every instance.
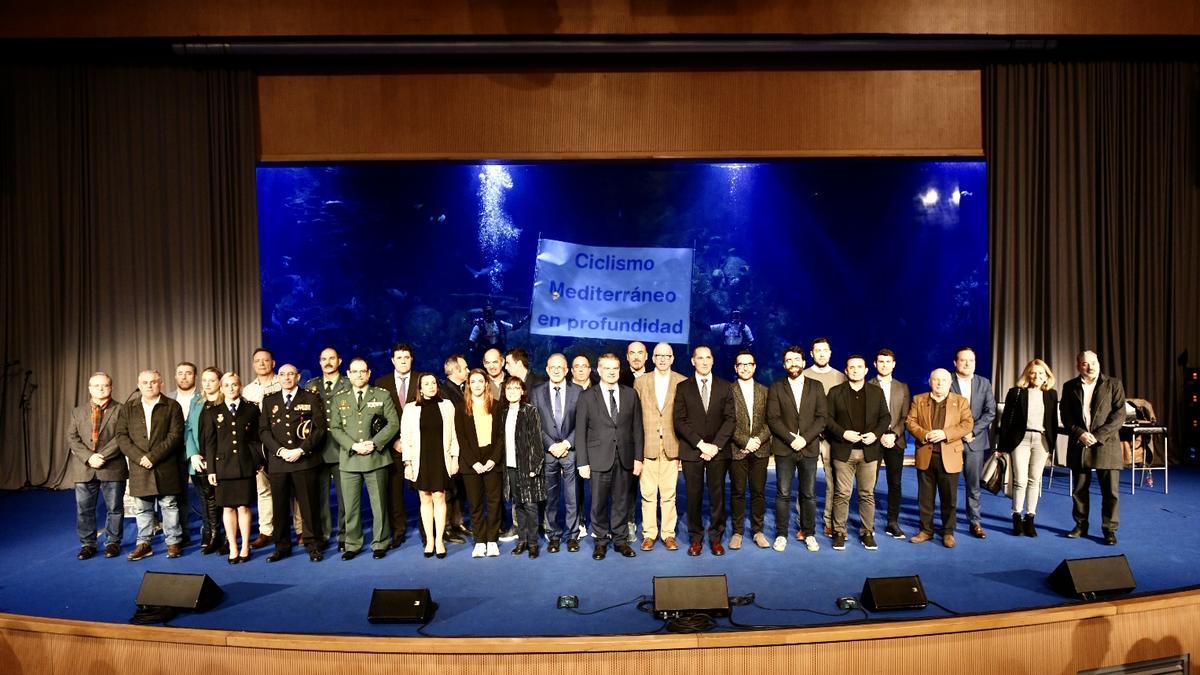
[633,342,687,551]
[905,368,973,548]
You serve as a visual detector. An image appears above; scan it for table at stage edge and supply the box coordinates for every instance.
[1129,425,1169,495]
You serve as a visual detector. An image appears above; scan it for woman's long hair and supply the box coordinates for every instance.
[464,368,494,417]
[1015,358,1056,391]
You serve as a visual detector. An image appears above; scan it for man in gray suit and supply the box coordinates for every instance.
[532,353,582,553]
[869,348,912,539]
[950,346,997,539]
[116,369,186,561]
[66,372,128,560]
[1061,350,1127,545]
[576,352,644,560]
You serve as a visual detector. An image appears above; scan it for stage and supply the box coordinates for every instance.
[1,465,1196,639]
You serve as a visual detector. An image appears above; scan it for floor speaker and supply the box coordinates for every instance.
[652,575,730,619]
[134,572,223,611]
[368,588,437,623]
[861,575,927,611]
[1048,554,1136,599]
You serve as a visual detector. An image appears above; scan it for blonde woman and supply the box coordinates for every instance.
[997,359,1058,537]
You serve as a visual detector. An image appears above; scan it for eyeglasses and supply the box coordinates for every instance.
[735,362,756,368]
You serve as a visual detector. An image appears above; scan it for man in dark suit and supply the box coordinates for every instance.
[825,356,891,552]
[950,346,997,539]
[505,347,545,391]
[116,369,186,561]
[376,343,428,547]
[1061,350,1127,545]
[576,352,644,560]
[66,371,128,560]
[261,363,328,562]
[439,353,471,537]
[674,345,735,556]
[616,341,649,542]
[532,353,582,553]
[869,348,912,539]
[728,350,771,550]
[766,345,827,553]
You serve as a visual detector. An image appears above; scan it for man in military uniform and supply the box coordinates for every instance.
[261,364,328,562]
[305,346,352,551]
[330,357,400,560]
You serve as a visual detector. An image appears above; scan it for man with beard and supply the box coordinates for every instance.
[804,338,846,538]
[766,346,827,552]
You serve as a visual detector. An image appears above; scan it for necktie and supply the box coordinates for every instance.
[285,393,293,408]
[701,378,710,412]
[399,377,408,405]
[91,403,103,447]
[608,387,618,419]
[325,380,332,394]
[553,386,563,429]
[229,403,237,416]
[357,390,363,405]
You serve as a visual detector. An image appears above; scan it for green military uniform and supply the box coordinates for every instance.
[305,374,353,547]
[329,385,400,554]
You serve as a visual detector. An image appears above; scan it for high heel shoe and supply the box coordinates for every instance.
[239,549,251,563]
[424,550,435,558]
[227,555,239,565]
[436,550,447,559]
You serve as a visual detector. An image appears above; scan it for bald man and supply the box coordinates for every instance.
[905,369,973,549]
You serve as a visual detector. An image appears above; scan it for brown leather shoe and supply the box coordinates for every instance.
[943,534,957,549]
[663,537,679,551]
[824,525,834,537]
[909,531,933,544]
[127,542,154,561]
[640,537,655,551]
[970,524,987,539]
[795,529,806,541]
[166,544,183,558]
[728,534,743,550]
[687,541,703,556]
[710,542,725,556]
[250,534,272,549]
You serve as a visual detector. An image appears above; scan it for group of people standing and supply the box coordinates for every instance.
[67,338,1127,564]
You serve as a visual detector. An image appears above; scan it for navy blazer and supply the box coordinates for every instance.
[575,383,644,472]
[532,380,581,449]
[951,374,997,452]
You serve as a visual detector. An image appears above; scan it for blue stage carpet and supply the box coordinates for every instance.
[1,466,1196,637]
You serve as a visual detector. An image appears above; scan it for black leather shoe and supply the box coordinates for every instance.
[444,531,467,545]
[388,535,405,550]
[372,549,386,559]
[1103,531,1118,546]
[511,542,529,556]
[528,545,539,559]
[423,549,434,558]
[567,539,580,553]
[77,546,96,560]
[266,549,291,563]
[592,545,607,560]
[547,538,561,553]
[337,543,346,552]
[615,544,637,558]
[1066,526,1087,539]
[341,550,357,560]
[308,549,324,562]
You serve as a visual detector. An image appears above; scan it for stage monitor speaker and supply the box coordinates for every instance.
[861,575,927,611]
[368,588,437,624]
[652,575,730,620]
[134,572,223,611]
[1048,554,1136,600]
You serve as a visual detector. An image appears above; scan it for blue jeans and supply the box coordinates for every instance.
[542,450,578,540]
[133,494,183,545]
[774,453,818,539]
[75,479,126,546]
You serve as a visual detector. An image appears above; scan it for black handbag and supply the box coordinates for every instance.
[370,413,387,436]
[981,451,1009,495]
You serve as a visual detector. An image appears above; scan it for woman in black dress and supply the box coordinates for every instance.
[200,372,263,564]
[401,373,460,559]
[499,376,547,558]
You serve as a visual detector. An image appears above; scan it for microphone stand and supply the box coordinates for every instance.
[20,370,36,488]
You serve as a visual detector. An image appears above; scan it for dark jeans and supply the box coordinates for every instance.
[507,468,541,546]
[190,473,221,541]
[75,479,125,546]
[681,456,729,543]
[729,453,769,536]
[775,453,818,538]
[268,467,322,551]
[917,453,958,536]
[542,449,579,540]
[962,446,984,526]
[878,447,905,525]
[463,470,503,543]
[1071,468,1120,533]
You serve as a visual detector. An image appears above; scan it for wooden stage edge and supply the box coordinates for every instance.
[2,588,1199,655]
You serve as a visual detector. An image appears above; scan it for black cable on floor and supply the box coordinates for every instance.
[567,594,648,616]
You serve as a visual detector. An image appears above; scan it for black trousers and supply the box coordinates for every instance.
[268,467,322,551]
[386,458,408,539]
[682,456,730,542]
[447,473,467,528]
[879,447,905,525]
[462,470,503,543]
[917,453,958,536]
[729,454,769,536]
[1071,468,1120,533]
[190,473,221,541]
[589,463,633,544]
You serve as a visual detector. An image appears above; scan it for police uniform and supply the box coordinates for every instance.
[305,374,353,547]
[330,385,400,555]
[261,387,327,556]
[199,400,263,507]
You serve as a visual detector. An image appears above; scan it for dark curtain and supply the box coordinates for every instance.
[986,61,1200,461]
[0,64,261,489]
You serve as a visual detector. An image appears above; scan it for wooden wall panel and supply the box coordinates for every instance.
[2,0,1198,38]
[257,69,982,161]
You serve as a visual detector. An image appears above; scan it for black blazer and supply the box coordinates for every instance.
[825,382,891,463]
[575,384,644,472]
[440,378,466,409]
[259,389,327,473]
[376,372,419,429]
[998,386,1059,453]
[455,402,503,473]
[200,401,264,481]
[766,377,828,458]
[498,402,548,504]
[1061,375,1126,471]
[672,375,735,461]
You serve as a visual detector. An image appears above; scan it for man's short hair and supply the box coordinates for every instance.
[176,361,197,373]
[597,352,622,368]
[781,345,805,361]
[734,350,755,364]
[692,344,713,358]
[506,347,530,369]
[252,347,273,360]
[348,356,369,370]
[954,346,975,360]
[319,346,340,357]
[875,348,895,360]
[392,343,414,358]
[846,354,867,367]
[810,337,831,350]
[89,371,112,385]
[1077,349,1097,363]
[443,353,466,377]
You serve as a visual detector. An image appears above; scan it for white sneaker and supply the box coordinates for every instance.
[773,536,787,552]
[485,541,500,557]
[805,535,820,552]
[471,543,486,558]
[578,525,589,538]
